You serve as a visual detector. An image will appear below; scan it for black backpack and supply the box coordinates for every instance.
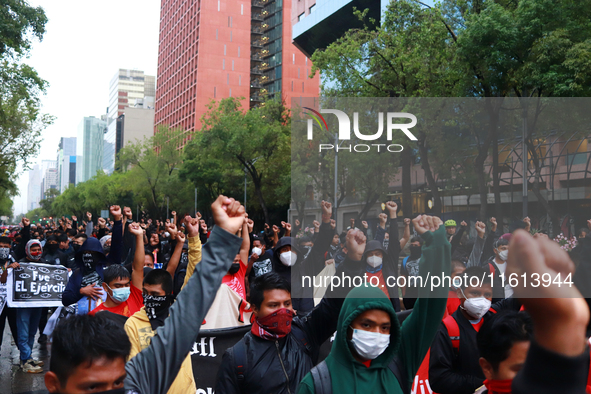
[309,356,409,394]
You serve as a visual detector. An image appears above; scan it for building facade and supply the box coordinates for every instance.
[57,137,77,192]
[27,164,42,211]
[154,0,319,140]
[108,69,156,126]
[77,117,107,184]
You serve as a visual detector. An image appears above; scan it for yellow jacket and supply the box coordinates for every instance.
[124,307,196,394]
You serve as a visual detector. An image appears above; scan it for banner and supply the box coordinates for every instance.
[7,263,68,308]
[191,325,251,393]
[0,280,6,315]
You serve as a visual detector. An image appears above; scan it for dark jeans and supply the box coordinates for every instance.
[16,307,42,361]
[0,306,18,350]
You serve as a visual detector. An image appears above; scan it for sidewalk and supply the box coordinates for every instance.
[0,324,50,394]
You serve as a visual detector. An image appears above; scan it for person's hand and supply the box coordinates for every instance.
[184,215,200,238]
[404,218,411,226]
[98,217,106,227]
[147,219,153,224]
[7,262,20,270]
[123,207,132,220]
[346,229,366,261]
[171,211,176,217]
[165,222,178,239]
[412,215,443,235]
[196,211,202,220]
[325,259,335,266]
[321,200,332,223]
[72,215,77,222]
[22,217,30,227]
[523,216,531,232]
[475,221,486,239]
[110,205,122,221]
[507,230,589,356]
[211,195,246,234]
[176,231,186,244]
[362,221,368,229]
[284,222,292,232]
[86,212,92,221]
[272,224,279,234]
[385,201,398,218]
[349,218,355,227]
[460,220,467,227]
[247,219,254,233]
[378,213,387,227]
[295,219,300,227]
[128,223,144,237]
[490,217,497,232]
[165,219,171,225]
[330,219,336,230]
[200,220,208,233]
[313,220,320,231]
[80,284,104,301]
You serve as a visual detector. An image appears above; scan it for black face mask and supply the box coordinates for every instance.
[46,243,59,253]
[301,245,312,259]
[82,252,97,271]
[73,243,81,253]
[410,245,422,259]
[143,294,172,330]
[59,388,126,394]
[180,251,188,265]
[228,263,240,275]
[103,246,111,255]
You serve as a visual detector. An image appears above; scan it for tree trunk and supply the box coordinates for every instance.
[475,162,488,221]
[417,135,442,215]
[253,178,270,225]
[491,122,502,218]
[401,147,413,217]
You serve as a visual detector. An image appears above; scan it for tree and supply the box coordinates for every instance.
[1,1,52,202]
[181,98,291,224]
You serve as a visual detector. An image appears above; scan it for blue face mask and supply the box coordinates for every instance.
[106,284,130,303]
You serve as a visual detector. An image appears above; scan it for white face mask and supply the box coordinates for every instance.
[280,251,297,267]
[497,250,508,261]
[460,288,491,319]
[350,327,390,360]
[366,255,382,268]
[252,247,263,256]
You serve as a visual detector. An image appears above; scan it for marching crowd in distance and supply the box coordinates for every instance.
[0,196,590,394]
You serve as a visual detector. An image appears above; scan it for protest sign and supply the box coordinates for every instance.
[0,281,6,315]
[7,263,68,308]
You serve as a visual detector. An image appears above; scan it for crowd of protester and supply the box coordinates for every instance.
[0,196,590,394]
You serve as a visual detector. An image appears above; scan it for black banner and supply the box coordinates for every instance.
[7,263,68,307]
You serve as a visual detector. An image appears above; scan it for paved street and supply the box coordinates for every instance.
[0,326,49,394]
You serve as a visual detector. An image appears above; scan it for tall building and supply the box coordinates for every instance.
[103,106,155,173]
[108,69,156,126]
[154,0,319,137]
[57,137,77,192]
[27,164,42,211]
[41,167,58,198]
[77,116,107,184]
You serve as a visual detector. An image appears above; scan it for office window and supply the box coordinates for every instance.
[218,0,220,11]
[291,80,293,91]
[216,29,218,40]
[298,12,305,21]
[298,68,300,78]
[232,60,234,70]
[309,4,316,13]
[229,88,232,97]
[230,31,232,41]
[239,75,241,86]
[227,74,229,84]
[293,53,295,64]
[238,46,240,57]
[302,82,304,92]
[241,4,244,14]
[224,44,227,55]
[223,59,225,69]
[214,87,216,98]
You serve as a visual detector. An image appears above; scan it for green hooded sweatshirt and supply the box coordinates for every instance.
[297,226,451,394]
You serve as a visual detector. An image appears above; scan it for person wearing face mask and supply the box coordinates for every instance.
[357,201,402,312]
[124,269,196,394]
[43,235,64,265]
[474,311,533,394]
[481,235,512,302]
[247,235,274,289]
[62,206,124,309]
[400,236,423,310]
[429,266,521,394]
[298,215,451,394]
[298,236,314,260]
[89,223,146,317]
[221,218,250,300]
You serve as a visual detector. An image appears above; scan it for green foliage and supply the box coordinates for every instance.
[181,98,291,223]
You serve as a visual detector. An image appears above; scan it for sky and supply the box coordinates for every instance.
[12,0,161,216]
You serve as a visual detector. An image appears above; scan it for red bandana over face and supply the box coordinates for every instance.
[251,308,294,340]
[483,379,512,394]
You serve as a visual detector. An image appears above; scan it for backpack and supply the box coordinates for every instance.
[443,307,498,352]
[310,356,409,394]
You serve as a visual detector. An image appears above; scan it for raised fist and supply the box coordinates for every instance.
[211,195,246,234]
[385,201,398,218]
[412,215,443,235]
[109,205,122,221]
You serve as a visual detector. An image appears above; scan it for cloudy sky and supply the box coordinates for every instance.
[13,0,161,215]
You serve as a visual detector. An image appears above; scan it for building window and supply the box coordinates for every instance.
[223,59,225,69]
[229,16,232,27]
[216,29,218,40]
[230,31,232,41]
[291,80,293,91]
[214,87,216,98]
[298,12,305,21]
[298,68,300,78]
[302,82,304,92]
[238,46,240,57]
[224,44,227,55]
[229,88,232,97]
[305,57,308,65]
[227,74,229,84]
[293,53,295,64]
[239,75,241,86]
[232,60,235,70]
[241,4,244,14]
[309,4,316,13]
[218,0,220,11]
